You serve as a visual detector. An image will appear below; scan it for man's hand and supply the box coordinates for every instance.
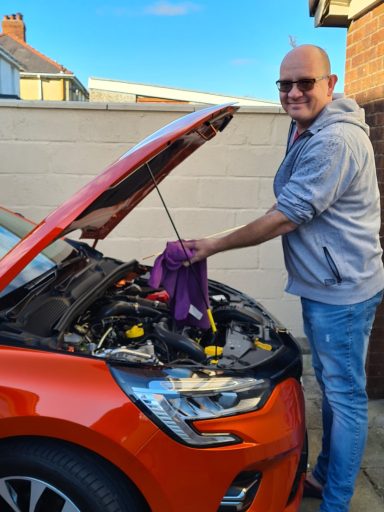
[183,238,219,264]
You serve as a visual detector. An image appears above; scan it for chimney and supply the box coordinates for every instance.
[1,13,26,42]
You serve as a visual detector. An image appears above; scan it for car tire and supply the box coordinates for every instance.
[0,438,147,512]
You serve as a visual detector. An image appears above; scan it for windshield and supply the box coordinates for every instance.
[0,209,77,297]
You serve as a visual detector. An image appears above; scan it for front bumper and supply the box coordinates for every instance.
[129,377,305,512]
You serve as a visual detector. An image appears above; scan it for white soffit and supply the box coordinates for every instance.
[312,0,382,26]
[349,0,383,20]
[313,0,350,27]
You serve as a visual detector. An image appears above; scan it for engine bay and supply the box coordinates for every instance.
[0,255,301,377]
[66,274,282,368]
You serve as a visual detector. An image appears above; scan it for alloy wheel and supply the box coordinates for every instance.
[0,476,80,512]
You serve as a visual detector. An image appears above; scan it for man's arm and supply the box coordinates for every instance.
[186,209,298,263]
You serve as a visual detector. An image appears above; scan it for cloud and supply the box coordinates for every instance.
[95,6,137,16]
[230,58,257,66]
[95,2,202,17]
[144,1,202,16]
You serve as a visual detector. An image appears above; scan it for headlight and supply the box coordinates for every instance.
[110,366,272,447]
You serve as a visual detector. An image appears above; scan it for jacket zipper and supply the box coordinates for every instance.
[323,247,342,284]
[274,131,313,192]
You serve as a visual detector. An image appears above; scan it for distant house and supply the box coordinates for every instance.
[0,44,22,99]
[88,77,279,107]
[0,13,88,101]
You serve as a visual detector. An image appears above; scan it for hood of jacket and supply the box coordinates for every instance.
[308,97,369,136]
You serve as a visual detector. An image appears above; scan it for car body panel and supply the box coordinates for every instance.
[133,378,305,512]
[0,345,304,512]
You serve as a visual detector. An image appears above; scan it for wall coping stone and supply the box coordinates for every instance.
[0,99,287,115]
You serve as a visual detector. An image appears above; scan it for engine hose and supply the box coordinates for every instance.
[153,323,206,362]
[123,295,168,312]
[97,301,163,320]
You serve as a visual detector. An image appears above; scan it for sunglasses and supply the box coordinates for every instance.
[276,75,329,93]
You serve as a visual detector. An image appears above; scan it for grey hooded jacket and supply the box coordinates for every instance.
[274,97,384,304]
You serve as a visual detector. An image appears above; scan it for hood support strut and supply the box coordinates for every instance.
[145,162,217,335]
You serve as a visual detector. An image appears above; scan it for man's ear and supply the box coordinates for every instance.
[327,74,338,96]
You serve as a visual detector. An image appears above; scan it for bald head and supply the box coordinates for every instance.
[280,45,331,76]
[278,44,337,132]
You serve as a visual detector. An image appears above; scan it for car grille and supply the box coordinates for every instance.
[218,471,261,512]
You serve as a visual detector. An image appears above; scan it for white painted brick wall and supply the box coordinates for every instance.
[0,100,303,336]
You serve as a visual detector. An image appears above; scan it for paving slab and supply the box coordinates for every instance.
[300,472,384,512]
[364,468,384,501]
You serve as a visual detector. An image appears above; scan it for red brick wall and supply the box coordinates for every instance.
[1,13,26,42]
[345,2,384,399]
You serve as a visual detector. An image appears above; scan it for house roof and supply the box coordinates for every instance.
[0,43,22,69]
[0,33,72,74]
[88,77,279,107]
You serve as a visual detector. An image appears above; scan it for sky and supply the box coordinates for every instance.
[1,0,348,102]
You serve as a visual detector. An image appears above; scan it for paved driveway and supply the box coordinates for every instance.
[300,354,384,512]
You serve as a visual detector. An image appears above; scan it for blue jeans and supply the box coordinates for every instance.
[301,290,383,512]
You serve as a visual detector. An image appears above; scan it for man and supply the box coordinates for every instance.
[186,45,384,512]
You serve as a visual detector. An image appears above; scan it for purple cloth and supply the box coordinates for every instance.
[149,241,210,329]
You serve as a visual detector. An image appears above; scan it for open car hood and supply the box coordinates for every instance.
[0,103,238,291]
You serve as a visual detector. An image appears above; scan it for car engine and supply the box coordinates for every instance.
[61,266,289,371]
[0,256,299,374]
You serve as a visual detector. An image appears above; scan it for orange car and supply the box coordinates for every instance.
[0,104,306,512]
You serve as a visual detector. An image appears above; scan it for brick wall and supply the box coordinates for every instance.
[345,2,384,398]
[1,13,26,42]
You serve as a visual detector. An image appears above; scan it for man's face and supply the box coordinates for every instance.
[278,51,336,131]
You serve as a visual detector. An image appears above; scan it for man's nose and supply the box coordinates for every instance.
[288,83,304,98]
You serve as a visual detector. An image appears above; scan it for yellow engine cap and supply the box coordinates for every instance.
[125,324,144,338]
[204,345,223,357]
[254,339,273,351]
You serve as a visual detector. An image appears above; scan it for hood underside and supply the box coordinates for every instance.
[0,104,238,292]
